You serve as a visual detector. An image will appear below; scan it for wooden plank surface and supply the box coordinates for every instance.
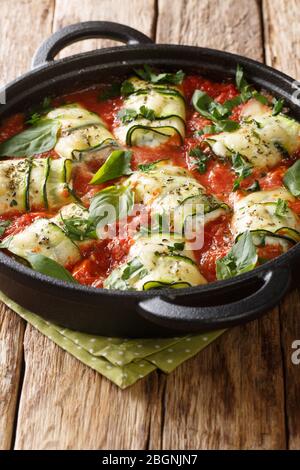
[263,0,300,450]
[0,0,55,450]
[0,0,299,450]
[156,0,286,450]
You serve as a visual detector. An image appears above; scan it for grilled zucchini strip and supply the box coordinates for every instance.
[104,233,206,290]
[127,161,228,229]
[46,104,116,159]
[206,100,300,169]
[1,202,95,267]
[0,157,76,215]
[0,159,32,214]
[114,77,186,147]
[232,188,300,249]
[3,218,81,267]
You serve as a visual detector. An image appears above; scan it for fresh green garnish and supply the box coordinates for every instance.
[283,160,300,197]
[168,242,185,252]
[117,108,138,123]
[231,153,252,190]
[138,159,168,172]
[139,105,156,121]
[216,230,258,280]
[246,180,260,192]
[89,150,132,185]
[134,65,185,85]
[117,105,157,124]
[25,97,52,126]
[272,97,284,116]
[189,147,210,174]
[0,120,60,158]
[26,253,77,283]
[0,220,11,237]
[60,216,97,241]
[192,90,240,132]
[9,199,18,207]
[121,80,135,97]
[122,258,147,281]
[275,198,288,217]
[88,184,134,230]
[98,83,121,101]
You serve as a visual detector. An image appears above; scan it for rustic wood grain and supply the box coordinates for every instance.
[14,326,163,449]
[156,0,263,59]
[1,0,297,450]
[263,0,300,80]
[0,305,24,450]
[53,0,156,58]
[13,0,163,450]
[0,0,55,450]
[263,0,300,449]
[155,0,286,450]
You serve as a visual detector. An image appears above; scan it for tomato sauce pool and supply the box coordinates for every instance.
[0,75,297,286]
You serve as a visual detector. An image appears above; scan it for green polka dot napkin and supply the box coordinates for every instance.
[0,290,224,388]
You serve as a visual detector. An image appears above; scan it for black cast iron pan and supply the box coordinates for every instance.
[0,21,299,337]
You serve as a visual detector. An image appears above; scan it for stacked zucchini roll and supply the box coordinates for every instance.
[114,77,186,147]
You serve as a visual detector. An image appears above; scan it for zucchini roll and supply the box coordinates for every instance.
[206,100,300,169]
[127,161,228,229]
[114,77,186,147]
[0,157,76,215]
[232,188,300,250]
[46,104,116,160]
[104,233,206,290]
[2,203,94,267]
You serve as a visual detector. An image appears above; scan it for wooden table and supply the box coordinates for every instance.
[0,0,300,450]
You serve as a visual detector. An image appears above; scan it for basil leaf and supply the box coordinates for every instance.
[216,230,258,280]
[138,159,169,172]
[283,160,300,197]
[26,253,77,283]
[121,80,135,97]
[98,83,121,101]
[0,120,59,158]
[189,147,210,174]
[232,153,252,190]
[192,90,240,133]
[60,216,97,241]
[139,105,156,121]
[275,198,288,217]
[0,220,11,237]
[272,97,284,116]
[117,108,138,124]
[122,258,146,281]
[26,112,41,126]
[246,180,260,192]
[134,65,185,84]
[236,64,248,92]
[89,184,134,227]
[90,150,132,185]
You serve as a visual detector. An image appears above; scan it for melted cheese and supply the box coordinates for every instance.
[207,100,300,169]
[104,233,206,290]
[232,188,300,239]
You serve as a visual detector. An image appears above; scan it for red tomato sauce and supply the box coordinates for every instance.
[1,74,299,286]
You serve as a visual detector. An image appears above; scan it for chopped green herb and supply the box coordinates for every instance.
[60,216,97,241]
[134,65,185,84]
[272,97,284,116]
[246,180,260,192]
[121,80,135,97]
[0,220,11,236]
[139,105,156,121]
[138,159,168,172]
[10,199,18,207]
[98,83,121,101]
[189,147,210,174]
[216,230,258,280]
[117,108,138,123]
[231,153,252,191]
[275,198,288,217]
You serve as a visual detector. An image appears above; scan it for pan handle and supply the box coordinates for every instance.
[32,21,154,68]
[137,267,291,332]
